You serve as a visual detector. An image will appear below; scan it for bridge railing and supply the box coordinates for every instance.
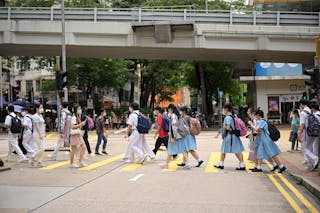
[0,7,319,27]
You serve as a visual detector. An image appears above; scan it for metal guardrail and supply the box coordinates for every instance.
[0,7,319,27]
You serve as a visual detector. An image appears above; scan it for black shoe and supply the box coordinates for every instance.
[214,164,224,169]
[236,167,246,171]
[172,155,178,160]
[196,160,204,168]
[278,166,287,173]
[249,167,257,171]
[95,152,102,155]
[252,168,263,172]
[102,151,108,155]
[177,163,186,167]
[270,165,279,172]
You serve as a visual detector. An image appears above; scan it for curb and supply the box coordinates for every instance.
[0,166,11,172]
[287,171,320,200]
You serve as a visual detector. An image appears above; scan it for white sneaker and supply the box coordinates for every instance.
[78,161,87,167]
[159,163,168,169]
[18,157,28,163]
[182,164,192,170]
[312,159,319,170]
[302,160,308,165]
[124,159,132,163]
[150,157,157,162]
[34,162,45,168]
[69,163,80,168]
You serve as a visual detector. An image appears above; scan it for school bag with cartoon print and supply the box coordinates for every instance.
[189,117,201,136]
[304,110,320,137]
[234,117,247,137]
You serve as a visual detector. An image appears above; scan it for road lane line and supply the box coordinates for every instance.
[79,154,123,171]
[205,152,220,173]
[276,173,319,213]
[46,132,56,138]
[40,160,75,170]
[243,151,256,173]
[162,155,183,172]
[121,151,164,172]
[129,174,144,181]
[267,174,304,213]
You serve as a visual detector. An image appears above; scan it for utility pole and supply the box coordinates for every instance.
[315,36,320,104]
[61,0,68,102]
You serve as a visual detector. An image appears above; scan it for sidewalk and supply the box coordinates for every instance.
[278,126,320,199]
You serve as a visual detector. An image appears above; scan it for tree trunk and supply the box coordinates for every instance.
[198,63,207,115]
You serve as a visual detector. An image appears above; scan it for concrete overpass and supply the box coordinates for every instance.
[0,7,319,65]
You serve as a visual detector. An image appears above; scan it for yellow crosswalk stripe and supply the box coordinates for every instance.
[79,153,123,171]
[267,174,304,213]
[243,151,256,173]
[276,173,319,213]
[46,132,56,139]
[121,151,164,172]
[163,155,183,172]
[0,154,7,158]
[205,152,220,173]
[40,160,73,170]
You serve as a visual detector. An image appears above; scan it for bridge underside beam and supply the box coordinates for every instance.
[0,44,314,65]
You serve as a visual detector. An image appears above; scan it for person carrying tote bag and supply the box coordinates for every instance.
[69,106,87,168]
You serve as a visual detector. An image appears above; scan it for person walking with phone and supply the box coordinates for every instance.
[95,109,109,155]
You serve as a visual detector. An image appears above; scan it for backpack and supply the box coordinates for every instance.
[234,117,247,137]
[304,110,320,137]
[189,117,201,136]
[161,114,170,133]
[86,116,94,130]
[267,122,281,142]
[177,117,190,137]
[135,112,152,134]
[9,115,22,134]
[229,115,241,137]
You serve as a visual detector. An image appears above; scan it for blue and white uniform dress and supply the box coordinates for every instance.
[255,119,281,160]
[221,115,245,154]
[184,116,197,151]
[167,113,179,156]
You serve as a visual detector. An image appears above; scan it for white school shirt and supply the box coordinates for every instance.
[127,110,139,130]
[33,113,45,135]
[23,115,33,131]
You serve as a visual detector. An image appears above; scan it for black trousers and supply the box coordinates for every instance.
[153,136,177,158]
[83,130,92,154]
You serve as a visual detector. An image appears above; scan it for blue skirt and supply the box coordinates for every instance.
[167,141,179,155]
[176,137,188,153]
[221,133,245,154]
[256,133,281,160]
[185,134,197,151]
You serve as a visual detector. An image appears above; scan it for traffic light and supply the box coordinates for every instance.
[302,92,308,100]
[3,89,8,101]
[303,68,320,90]
[55,71,68,91]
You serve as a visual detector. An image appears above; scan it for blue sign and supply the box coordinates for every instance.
[218,91,224,99]
[256,62,302,76]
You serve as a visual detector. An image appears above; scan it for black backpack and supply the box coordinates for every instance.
[267,122,281,142]
[9,115,23,134]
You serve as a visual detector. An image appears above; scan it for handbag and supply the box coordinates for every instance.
[70,128,81,135]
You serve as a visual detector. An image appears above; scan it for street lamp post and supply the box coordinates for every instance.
[205,0,208,14]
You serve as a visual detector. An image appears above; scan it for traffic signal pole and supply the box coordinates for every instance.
[315,36,320,104]
[0,56,2,110]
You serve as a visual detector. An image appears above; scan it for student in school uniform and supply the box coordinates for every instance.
[214,104,246,170]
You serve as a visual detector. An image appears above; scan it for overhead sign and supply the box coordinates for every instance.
[256,62,302,76]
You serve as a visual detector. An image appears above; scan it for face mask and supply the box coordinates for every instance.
[77,110,82,115]
[21,112,26,117]
[39,108,44,113]
[129,107,133,112]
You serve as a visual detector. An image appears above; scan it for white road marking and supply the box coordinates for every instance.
[129,174,144,182]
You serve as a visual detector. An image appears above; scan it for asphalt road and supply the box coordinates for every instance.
[0,130,319,213]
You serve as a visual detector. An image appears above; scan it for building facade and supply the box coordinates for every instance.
[253,0,320,12]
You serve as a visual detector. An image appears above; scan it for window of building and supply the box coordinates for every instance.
[26,80,33,92]
[16,61,21,70]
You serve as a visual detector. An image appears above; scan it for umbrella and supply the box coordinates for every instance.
[1,97,8,106]
[13,98,29,106]
[13,105,23,113]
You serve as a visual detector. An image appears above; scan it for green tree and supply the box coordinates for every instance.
[8,0,105,8]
